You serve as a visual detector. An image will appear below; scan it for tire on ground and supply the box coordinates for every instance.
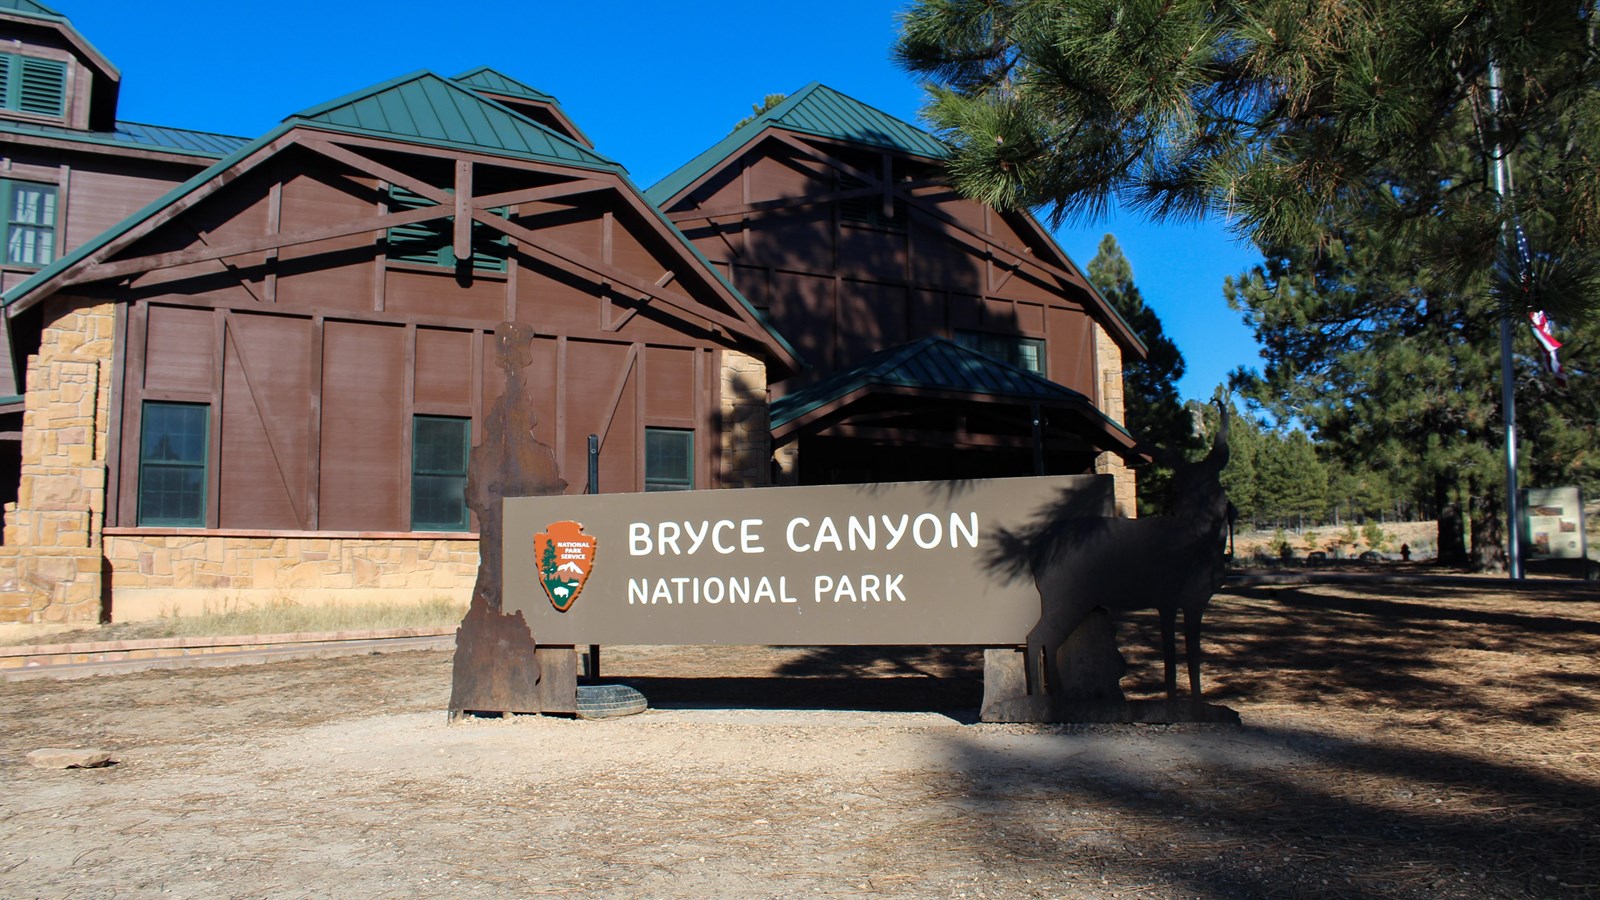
[576,683,648,719]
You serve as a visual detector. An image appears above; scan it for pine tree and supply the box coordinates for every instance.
[1225,210,1600,569]
[893,0,1600,318]
[1085,234,1196,513]
[731,94,788,133]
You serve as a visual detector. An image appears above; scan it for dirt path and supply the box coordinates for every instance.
[2,580,1597,898]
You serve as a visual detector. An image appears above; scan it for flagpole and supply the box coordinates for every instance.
[1489,59,1525,580]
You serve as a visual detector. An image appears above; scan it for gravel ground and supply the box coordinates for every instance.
[2,578,1597,898]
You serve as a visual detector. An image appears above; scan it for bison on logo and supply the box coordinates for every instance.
[534,521,597,612]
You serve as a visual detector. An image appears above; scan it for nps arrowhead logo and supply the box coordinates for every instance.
[535,521,596,612]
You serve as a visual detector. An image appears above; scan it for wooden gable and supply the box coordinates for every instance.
[11,112,792,532]
[656,126,1141,399]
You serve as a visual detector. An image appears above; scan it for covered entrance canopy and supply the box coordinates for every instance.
[771,337,1144,485]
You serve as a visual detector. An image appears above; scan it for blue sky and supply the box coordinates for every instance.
[54,0,1264,402]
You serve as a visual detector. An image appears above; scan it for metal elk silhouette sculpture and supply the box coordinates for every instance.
[1025,400,1232,705]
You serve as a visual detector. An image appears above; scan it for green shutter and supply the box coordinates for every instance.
[17,56,66,117]
[386,185,507,272]
[0,53,66,117]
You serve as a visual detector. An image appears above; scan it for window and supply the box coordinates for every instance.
[0,52,68,118]
[2,179,56,267]
[138,402,209,527]
[953,331,1046,376]
[385,186,508,272]
[412,416,471,531]
[645,429,693,492]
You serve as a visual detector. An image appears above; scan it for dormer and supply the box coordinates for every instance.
[453,67,594,148]
[0,0,120,131]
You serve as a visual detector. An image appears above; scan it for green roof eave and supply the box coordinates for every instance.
[2,121,296,313]
[646,82,948,207]
[0,2,119,81]
[769,337,1133,444]
[288,70,618,172]
[0,119,247,160]
[452,66,558,104]
[450,68,596,149]
[288,119,623,176]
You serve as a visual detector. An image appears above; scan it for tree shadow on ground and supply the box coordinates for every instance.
[616,645,984,712]
[941,718,1599,897]
[604,582,1600,895]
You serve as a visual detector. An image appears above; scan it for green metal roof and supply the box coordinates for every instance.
[451,67,594,147]
[289,71,619,172]
[646,82,949,206]
[0,0,64,21]
[0,118,249,158]
[453,67,558,105]
[771,336,1129,440]
[1,70,799,369]
[0,0,118,80]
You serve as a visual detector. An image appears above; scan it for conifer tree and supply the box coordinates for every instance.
[893,0,1600,316]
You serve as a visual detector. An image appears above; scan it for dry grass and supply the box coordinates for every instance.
[0,596,466,646]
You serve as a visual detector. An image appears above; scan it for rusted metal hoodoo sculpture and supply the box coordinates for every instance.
[448,323,570,719]
[1025,399,1232,709]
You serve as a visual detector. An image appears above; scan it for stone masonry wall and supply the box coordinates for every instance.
[720,349,771,488]
[1092,323,1138,518]
[101,532,478,622]
[0,297,115,624]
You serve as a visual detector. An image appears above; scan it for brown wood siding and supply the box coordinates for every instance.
[522,202,602,261]
[1047,307,1097,399]
[64,159,201,254]
[142,304,216,393]
[838,280,909,371]
[907,220,983,296]
[318,320,406,531]
[515,267,603,334]
[747,212,831,274]
[385,268,504,322]
[562,339,639,493]
[218,313,312,529]
[671,141,1113,395]
[414,327,473,412]
[644,345,695,422]
[769,271,835,370]
[95,139,749,532]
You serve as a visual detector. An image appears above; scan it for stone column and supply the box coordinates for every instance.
[1092,323,1138,518]
[0,297,115,624]
[719,350,771,488]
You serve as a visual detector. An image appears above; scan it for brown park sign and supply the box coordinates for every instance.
[504,474,1111,646]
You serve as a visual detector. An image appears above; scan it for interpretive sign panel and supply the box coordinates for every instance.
[504,475,1111,646]
[1522,486,1587,561]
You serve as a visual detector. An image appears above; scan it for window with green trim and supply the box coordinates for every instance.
[412,416,471,531]
[645,428,694,492]
[2,179,56,267]
[953,330,1046,376]
[138,402,209,527]
[0,52,68,118]
[385,186,508,272]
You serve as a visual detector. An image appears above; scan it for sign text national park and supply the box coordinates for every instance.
[504,475,1110,646]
